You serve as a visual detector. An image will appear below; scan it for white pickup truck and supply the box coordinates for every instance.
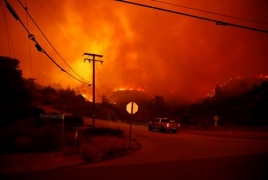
[148,118,180,133]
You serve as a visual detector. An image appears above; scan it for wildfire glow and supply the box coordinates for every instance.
[115,87,145,92]
[1,0,268,103]
[81,94,92,102]
[257,74,268,79]
[203,74,268,98]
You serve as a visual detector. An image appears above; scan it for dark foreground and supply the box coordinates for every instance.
[1,120,268,180]
[1,153,268,180]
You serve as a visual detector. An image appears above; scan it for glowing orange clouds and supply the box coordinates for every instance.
[1,0,268,103]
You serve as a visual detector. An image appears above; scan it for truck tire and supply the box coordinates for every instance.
[148,125,153,131]
[172,129,177,133]
[160,126,166,133]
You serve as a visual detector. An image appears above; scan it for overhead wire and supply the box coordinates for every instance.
[36,0,82,52]
[24,0,34,79]
[1,0,16,58]
[74,83,92,89]
[0,0,11,56]
[47,0,83,50]
[96,86,102,101]
[74,0,94,45]
[152,0,268,26]
[75,84,91,90]
[39,0,103,97]
[75,0,105,99]
[4,0,89,85]
[18,0,90,84]
[116,0,268,34]
[75,0,103,97]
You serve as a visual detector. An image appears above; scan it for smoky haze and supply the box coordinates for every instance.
[1,0,268,102]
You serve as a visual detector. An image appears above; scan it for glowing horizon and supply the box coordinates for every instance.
[1,0,268,103]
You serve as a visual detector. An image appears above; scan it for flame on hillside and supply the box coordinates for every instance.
[115,87,145,92]
[203,75,268,98]
[257,74,268,79]
[81,94,92,102]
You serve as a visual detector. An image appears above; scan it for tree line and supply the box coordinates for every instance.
[1,56,267,128]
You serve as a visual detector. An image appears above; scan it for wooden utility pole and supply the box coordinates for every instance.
[83,53,103,128]
[28,78,36,91]
[29,78,36,106]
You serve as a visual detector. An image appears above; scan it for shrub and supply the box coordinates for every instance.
[64,115,83,127]
[80,136,129,162]
[102,137,128,159]
[0,127,18,153]
[82,127,124,137]
[14,136,34,152]
[49,115,83,127]
[80,142,100,162]
[13,126,61,152]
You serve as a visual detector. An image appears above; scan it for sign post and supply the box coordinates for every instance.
[126,102,138,149]
[61,110,65,152]
[39,112,65,151]
[74,128,78,151]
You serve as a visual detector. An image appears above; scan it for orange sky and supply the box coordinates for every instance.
[1,0,268,102]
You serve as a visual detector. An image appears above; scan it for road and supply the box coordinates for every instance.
[2,119,268,180]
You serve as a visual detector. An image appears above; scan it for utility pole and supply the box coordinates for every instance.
[29,78,36,106]
[29,78,37,91]
[83,53,103,128]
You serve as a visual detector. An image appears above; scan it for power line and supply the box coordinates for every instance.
[4,0,89,85]
[96,86,102,100]
[47,0,83,50]
[36,0,82,52]
[152,0,268,26]
[74,0,94,44]
[18,0,90,84]
[74,0,102,62]
[74,82,92,88]
[0,0,16,58]
[0,0,11,56]
[75,84,91,90]
[24,0,34,79]
[116,0,268,34]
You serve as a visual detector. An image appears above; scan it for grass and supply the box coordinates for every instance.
[0,126,141,174]
[76,127,141,162]
[80,136,130,162]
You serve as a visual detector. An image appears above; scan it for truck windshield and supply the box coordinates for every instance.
[161,119,170,123]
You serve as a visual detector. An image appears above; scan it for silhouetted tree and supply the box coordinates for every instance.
[239,80,248,90]
[260,81,268,90]
[57,87,76,104]
[41,86,58,105]
[0,56,32,125]
[149,95,168,117]
[215,85,223,98]
[252,84,258,91]
[251,81,268,125]
[101,95,109,104]
[76,94,85,102]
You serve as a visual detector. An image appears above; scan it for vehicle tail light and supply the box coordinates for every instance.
[167,123,169,127]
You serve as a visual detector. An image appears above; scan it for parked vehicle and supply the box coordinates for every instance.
[148,118,180,133]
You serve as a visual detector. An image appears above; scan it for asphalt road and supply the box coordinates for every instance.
[2,119,268,180]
